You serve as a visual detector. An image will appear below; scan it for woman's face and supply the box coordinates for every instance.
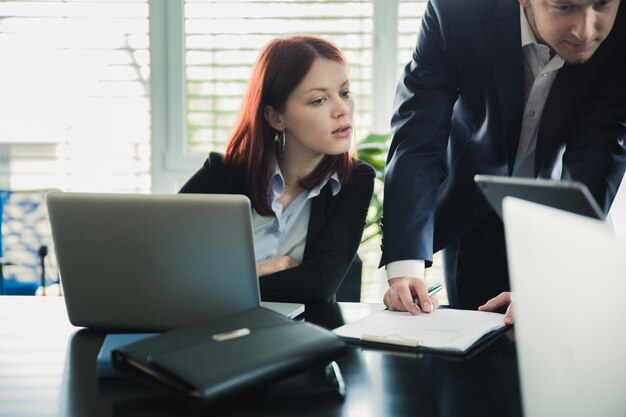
[273,58,354,162]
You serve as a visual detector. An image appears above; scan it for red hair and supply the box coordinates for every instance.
[224,35,354,216]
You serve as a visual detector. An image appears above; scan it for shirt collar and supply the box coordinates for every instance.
[269,160,341,199]
[269,162,284,198]
[520,5,537,48]
[519,5,564,74]
[310,172,341,198]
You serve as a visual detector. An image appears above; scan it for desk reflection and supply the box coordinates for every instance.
[377,332,521,417]
[58,328,347,417]
[55,303,521,417]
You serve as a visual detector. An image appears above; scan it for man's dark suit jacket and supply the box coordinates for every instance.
[381,0,626,308]
[180,153,375,304]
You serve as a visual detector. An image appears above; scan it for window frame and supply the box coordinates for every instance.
[149,0,401,193]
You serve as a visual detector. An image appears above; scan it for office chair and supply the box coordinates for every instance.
[0,189,59,296]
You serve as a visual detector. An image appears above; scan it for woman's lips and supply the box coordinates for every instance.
[332,124,352,138]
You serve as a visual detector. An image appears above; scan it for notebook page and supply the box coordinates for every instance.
[333,309,505,352]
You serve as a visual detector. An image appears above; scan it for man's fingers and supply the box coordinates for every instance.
[504,303,514,325]
[413,281,433,313]
[477,292,515,325]
[384,278,440,315]
[430,294,440,309]
[385,290,418,313]
[478,292,511,311]
[398,285,421,315]
[478,297,497,311]
[383,291,393,309]
[384,278,423,314]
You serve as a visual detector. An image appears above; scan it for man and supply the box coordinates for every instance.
[381,0,626,315]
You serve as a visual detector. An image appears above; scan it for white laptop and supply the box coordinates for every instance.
[502,197,626,416]
[47,192,303,331]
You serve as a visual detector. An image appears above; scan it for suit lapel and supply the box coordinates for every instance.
[303,185,337,259]
[486,0,525,175]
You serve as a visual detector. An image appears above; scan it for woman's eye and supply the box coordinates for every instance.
[340,90,352,98]
[312,97,327,105]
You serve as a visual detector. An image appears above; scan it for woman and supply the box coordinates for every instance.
[180,35,375,303]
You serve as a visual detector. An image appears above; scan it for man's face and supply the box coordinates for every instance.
[519,0,621,64]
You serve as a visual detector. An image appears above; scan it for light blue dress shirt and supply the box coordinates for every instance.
[252,162,341,264]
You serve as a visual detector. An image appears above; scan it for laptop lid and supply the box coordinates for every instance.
[502,197,626,416]
[474,174,604,220]
[607,171,626,242]
[48,192,265,331]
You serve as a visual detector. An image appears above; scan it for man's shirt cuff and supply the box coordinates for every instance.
[385,259,425,281]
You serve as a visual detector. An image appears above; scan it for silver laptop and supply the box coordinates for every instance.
[47,192,303,331]
[474,174,604,220]
[502,197,626,416]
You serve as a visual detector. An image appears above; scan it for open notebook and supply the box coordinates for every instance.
[333,308,506,355]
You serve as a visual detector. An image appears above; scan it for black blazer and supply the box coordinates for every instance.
[180,153,375,303]
[381,0,626,267]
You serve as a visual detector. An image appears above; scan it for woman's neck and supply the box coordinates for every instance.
[277,150,323,187]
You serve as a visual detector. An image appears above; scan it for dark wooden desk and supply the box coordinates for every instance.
[0,297,522,417]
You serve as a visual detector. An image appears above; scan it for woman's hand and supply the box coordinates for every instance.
[256,256,299,277]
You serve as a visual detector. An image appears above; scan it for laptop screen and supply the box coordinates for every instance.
[48,192,261,331]
[474,174,604,220]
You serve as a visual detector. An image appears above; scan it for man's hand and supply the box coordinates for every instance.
[478,292,514,325]
[383,277,438,315]
[256,256,299,277]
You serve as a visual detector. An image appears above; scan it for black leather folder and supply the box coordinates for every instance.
[111,307,346,408]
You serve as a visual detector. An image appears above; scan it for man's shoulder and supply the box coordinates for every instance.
[428,0,508,19]
[419,0,519,47]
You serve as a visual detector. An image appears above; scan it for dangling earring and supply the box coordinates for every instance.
[274,130,286,157]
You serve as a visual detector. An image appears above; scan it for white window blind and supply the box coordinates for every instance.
[0,0,427,192]
[183,0,374,155]
[398,0,427,68]
[0,0,151,192]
